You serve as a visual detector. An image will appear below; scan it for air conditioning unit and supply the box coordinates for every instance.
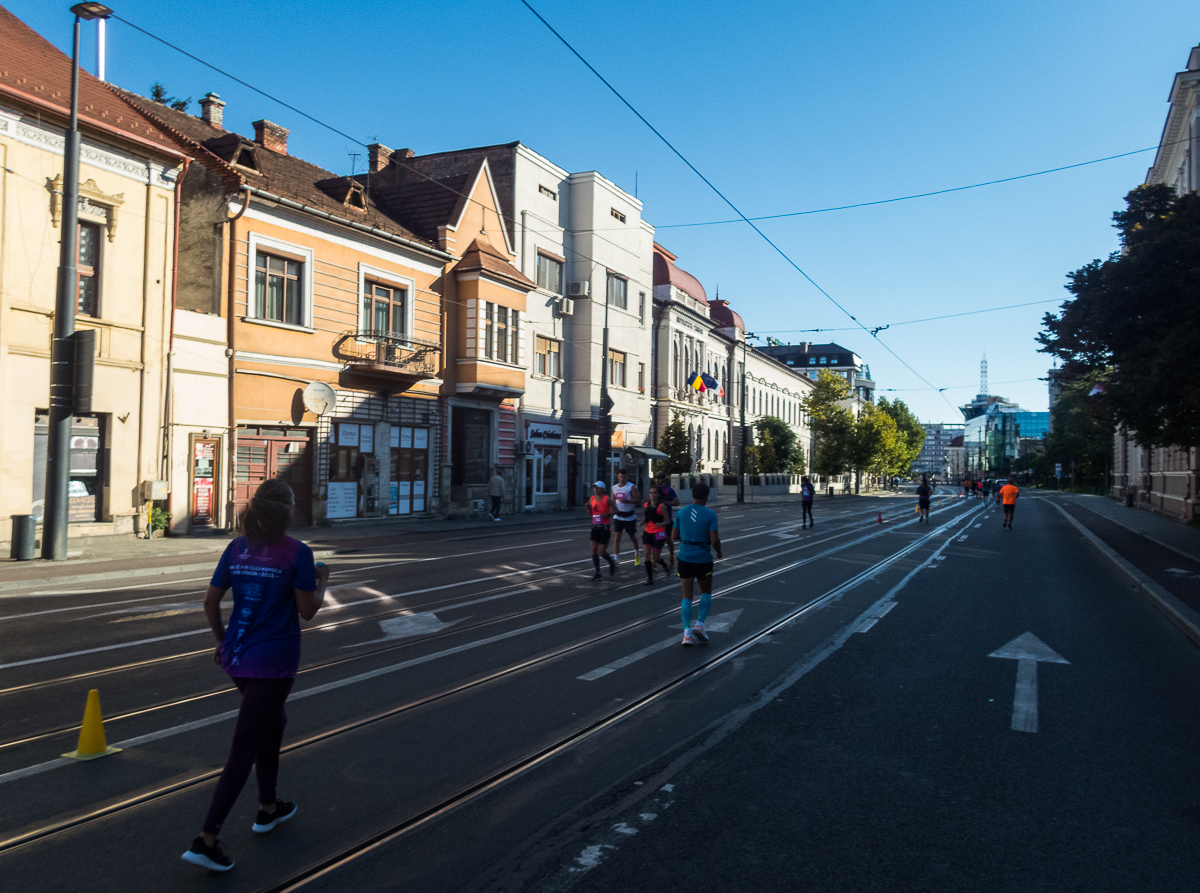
[568,280,590,297]
[517,439,535,454]
[556,297,575,317]
[473,499,485,511]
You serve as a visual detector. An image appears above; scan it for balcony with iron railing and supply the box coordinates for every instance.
[332,329,441,385]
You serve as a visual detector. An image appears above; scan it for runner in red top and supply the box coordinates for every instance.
[640,486,672,586]
[587,481,617,580]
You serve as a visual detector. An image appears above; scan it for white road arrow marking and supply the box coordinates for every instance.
[353,612,467,646]
[577,609,743,681]
[988,632,1069,733]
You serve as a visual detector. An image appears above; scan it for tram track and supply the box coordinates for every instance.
[0,500,979,858]
[0,501,955,752]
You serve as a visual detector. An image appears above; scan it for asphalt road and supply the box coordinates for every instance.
[0,488,1195,892]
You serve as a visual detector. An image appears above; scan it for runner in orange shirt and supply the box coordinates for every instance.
[999,480,1020,529]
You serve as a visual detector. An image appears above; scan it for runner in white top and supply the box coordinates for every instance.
[610,468,640,563]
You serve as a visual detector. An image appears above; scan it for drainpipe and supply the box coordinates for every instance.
[225,186,248,530]
[163,157,190,532]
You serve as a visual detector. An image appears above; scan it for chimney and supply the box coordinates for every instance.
[367,143,392,173]
[396,148,415,159]
[199,92,225,129]
[252,119,289,155]
[802,342,810,353]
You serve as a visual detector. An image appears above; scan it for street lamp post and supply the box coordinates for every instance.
[43,3,112,560]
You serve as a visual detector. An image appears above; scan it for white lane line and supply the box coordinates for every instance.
[577,610,744,681]
[0,629,210,670]
[15,575,214,599]
[332,538,572,575]
[854,601,897,633]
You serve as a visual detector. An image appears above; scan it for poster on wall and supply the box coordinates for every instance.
[360,425,374,454]
[400,427,413,449]
[338,424,360,448]
[389,481,398,515]
[413,479,425,512]
[390,427,400,448]
[191,439,218,527]
[397,480,411,515]
[414,428,428,450]
[327,481,358,519]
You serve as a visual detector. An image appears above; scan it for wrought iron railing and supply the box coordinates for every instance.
[332,330,441,375]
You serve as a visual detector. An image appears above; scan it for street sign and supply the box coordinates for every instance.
[1054,462,1062,478]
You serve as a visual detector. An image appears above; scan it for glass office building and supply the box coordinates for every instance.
[963,404,1048,479]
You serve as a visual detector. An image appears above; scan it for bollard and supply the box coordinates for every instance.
[10,514,35,561]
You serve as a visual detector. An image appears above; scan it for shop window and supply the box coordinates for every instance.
[451,407,492,486]
[535,446,559,494]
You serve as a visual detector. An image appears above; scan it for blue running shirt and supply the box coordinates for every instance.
[675,504,719,563]
[211,536,316,678]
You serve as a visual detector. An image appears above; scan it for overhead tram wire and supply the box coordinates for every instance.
[517,0,955,409]
[758,299,1063,336]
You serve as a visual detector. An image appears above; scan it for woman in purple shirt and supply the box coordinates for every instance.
[182,479,330,872]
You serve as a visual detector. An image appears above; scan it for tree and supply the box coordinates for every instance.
[1039,185,1200,447]
[754,428,778,474]
[655,412,691,476]
[150,81,192,112]
[1030,369,1113,487]
[803,370,855,478]
[753,415,806,474]
[875,397,924,474]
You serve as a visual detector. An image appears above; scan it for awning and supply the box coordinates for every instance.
[624,445,668,461]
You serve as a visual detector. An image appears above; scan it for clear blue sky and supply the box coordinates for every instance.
[10,0,1199,423]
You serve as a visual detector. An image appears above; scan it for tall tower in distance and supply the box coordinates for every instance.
[980,354,988,396]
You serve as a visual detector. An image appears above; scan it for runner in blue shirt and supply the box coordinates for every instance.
[671,481,723,646]
[183,479,330,873]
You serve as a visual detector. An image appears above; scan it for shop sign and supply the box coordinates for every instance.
[191,438,219,527]
[526,421,563,448]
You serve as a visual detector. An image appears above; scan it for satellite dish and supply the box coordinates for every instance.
[302,381,336,416]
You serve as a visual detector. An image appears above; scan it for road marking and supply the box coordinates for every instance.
[855,600,897,633]
[577,610,744,681]
[0,629,210,669]
[957,535,969,541]
[988,632,1069,733]
[337,538,573,574]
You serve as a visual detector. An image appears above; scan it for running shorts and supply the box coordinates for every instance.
[612,517,638,536]
[1003,503,1016,513]
[642,530,667,547]
[677,559,714,580]
[918,498,930,508]
[590,526,611,544]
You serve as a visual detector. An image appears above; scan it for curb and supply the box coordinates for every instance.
[0,549,337,595]
[1048,500,1200,649]
[1061,497,1200,567]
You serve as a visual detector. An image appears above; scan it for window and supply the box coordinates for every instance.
[608,349,626,388]
[639,291,646,324]
[606,273,628,310]
[362,281,407,335]
[535,447,558,494]
[638,362,645,393]
[808,357,816,365]
[76,221,101,317]
[819,356,827,364]
[254,251,303,325]
[536,253,563,294]
[611,208,626,223]
[484,303,519,364]
[535,336,561,378]
[538,184,558,201]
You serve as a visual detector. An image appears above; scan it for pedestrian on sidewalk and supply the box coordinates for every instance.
[587,481,618,580]
[800,475,815,529]
[488,468,505,521]
[1000,480,1020,528]
[655,471,680,571]
[183,479,330,873]
[673,480,722,646]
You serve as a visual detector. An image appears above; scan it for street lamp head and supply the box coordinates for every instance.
[71,3,113,19]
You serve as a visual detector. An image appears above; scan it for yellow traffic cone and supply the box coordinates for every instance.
[914,504,919,514]
[938,499,941,506]
[63,689,121,760]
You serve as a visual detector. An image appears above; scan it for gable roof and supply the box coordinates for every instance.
[0,5,183,160]
[113,88,440,252]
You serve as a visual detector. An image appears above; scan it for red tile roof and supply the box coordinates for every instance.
[0,5,183,159]
[652,243,708,303]
[454,235,535,291]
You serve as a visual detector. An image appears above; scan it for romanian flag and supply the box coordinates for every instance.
[688,372,706,392]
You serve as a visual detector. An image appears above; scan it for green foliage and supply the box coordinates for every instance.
[150,506,171,531]
[1040,185,1200,447]
[803,370,855,477]
[848,403,899,475]
[150,81,191,112]
[875,397,924,474]
[1019,370,1112,487]
[655,412,692,476]
[753,415,805,474]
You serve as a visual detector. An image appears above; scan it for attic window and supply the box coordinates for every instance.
[234,147,260,172]
[610,208,626,223]
[346,186,366,209]
[539,185,557,200]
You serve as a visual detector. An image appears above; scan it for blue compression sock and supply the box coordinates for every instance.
[697,592,712,624]
[680,598,693,630]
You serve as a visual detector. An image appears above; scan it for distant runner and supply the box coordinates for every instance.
[610,468,641,563]
[673,481,722,646]
[800,475,815,529]
[641,486,671,585]
[655,472,680,570]
[1000,480,1020,529]
[962,478,972,499]
[587,481,618,580]
[916,474,932,523]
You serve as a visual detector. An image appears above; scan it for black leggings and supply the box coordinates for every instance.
[802,502,814,523]
[203,676,294,835]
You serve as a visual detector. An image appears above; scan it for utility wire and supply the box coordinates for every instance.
[759,299,1061,336]
[518,0,954,408]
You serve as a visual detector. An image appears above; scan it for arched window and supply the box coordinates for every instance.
[688,423,695,459]
[672,339,679,388]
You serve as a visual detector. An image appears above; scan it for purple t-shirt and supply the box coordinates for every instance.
[211,535,316,678]
[659,485,677,522]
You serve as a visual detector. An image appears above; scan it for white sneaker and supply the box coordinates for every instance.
[691,621,709,642]
[682,630,694,646]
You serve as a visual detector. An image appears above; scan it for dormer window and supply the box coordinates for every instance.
[234,147,260,172]
[346,185,366,210]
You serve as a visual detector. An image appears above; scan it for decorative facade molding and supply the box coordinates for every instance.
[47,175,125,241]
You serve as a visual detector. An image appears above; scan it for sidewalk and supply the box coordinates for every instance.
[1049,493,1200,564]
